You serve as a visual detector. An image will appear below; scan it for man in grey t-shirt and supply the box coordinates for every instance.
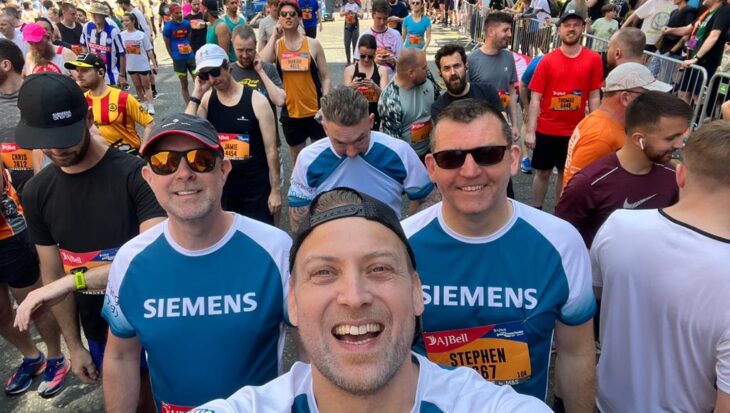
[467,12,519,141]
[231,25,286,109]
[257,0,278,52]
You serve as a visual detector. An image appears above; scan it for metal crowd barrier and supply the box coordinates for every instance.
[698,71,730,124]
[511,18,556,57]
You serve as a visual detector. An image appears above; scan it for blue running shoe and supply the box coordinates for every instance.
[5,353,46,396]
[38,357,70,398]
[521,158,533,174]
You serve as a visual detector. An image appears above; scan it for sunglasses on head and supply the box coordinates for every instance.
[432,145,508,169]
[279,10,297,17]
[197,64,226,80]
[146,148,221,175]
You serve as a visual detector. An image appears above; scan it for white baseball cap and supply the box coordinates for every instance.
[604,62,672,92]
[195,44,229,71]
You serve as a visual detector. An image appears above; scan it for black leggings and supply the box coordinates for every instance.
[344,27,359,63]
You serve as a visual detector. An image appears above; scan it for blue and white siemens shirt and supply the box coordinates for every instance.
[402,201,595,401]
[102,214,291,410]
[191,353,551,412]
[287,131,434,217]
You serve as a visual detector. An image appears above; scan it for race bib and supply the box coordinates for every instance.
[410,120,432,144]
[124,41,141,54]
[1,143,34,171]
[280,52,310,72]
[177,43,192,55]
[190,19,206,29]
[60,248,118,294]
[161,402,194,413]
[387,20,398,29]
[375,46,392,60]
[549,90,582,111]
[408,34,424,46]
[345,14,357,24]
[423,321,532,385]
[357,85,378,103]
[71,44,84,55]
[499,90,510,109]
[219,133,251,160]
[302,8,313,19]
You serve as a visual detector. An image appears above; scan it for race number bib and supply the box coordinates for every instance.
[60,248,118,294]
[410,120,432,144]
[423,321,532,385]
[177,43,192,55]
[1,143,34,171]
[549,90,582,111]
[71,44,84,55]
[499,90,510,109]
[345,14,357,24]
[388,20,398,29]
[408,34,424,46]
[302,8,313,19]
[357,85,378,103]
[219,133,251,160]
[280,52,310,72]
[161,402,194,413]
[190,19,206,29]
[124,41,142,54]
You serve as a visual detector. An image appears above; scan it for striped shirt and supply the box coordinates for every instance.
[85,87,153,151]
[80,21,125,85]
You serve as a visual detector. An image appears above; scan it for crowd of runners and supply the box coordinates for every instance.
[0,0,729,411]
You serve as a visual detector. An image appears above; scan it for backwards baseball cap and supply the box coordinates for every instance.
[64,52,105,71]
[88,2,109,16]
[604,62,673,92]
[195,44,228,71]
[559,8,585,25]
[21,23,46,43]
[289,188,417,272]
[140,113,222,156]
[15,73,89,149]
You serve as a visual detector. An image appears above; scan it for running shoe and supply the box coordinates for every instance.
[152,90,159,99]
[5,353,46,396]
[147,104,156,115]
[521,157,532,174]
[37,357,70,398]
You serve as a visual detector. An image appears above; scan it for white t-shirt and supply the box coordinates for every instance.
[190,353,551,412]
[634,0,677,44]
[592,209,730,413]
[119,30,153,72]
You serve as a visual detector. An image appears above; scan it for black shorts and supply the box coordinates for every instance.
[281,116,326,147]
[128,70,151,76]
[531,131,569,171]
[222,186,274,226]
[173,57,196,77]
[0,231,40,289]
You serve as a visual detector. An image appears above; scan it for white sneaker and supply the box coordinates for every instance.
[147,104,155,115]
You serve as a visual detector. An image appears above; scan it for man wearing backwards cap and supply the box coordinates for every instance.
[191,187,550,413]
[562,62,672,189]
[21,22,76,75]
[64,53,154,155]
[101,112,291,412]
[12,73,165,411]
[79,2,127,87]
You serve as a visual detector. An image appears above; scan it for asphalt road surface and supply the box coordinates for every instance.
[0,18,559,412]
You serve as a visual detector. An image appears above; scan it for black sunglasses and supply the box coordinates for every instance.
[197,64,226,80]
[432,145,508,169]
[279,10,297,17]
[146,148,221,175]
[360,53,375,60]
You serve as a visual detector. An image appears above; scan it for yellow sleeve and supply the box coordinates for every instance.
[126,95,154,126]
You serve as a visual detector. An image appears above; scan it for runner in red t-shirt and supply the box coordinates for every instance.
[525,9,603,210]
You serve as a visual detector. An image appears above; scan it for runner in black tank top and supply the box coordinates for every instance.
[207,86,273,224]
[352,61,382,130]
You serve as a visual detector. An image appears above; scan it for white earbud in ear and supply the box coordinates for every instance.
[639,138,645,150]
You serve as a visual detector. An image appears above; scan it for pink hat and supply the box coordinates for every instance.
[22,23,47,43]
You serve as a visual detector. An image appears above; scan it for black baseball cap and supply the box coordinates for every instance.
[559,8,585,25]
[140,113,222,156]
[64,53,105,71]
[15,73,89,149]
[289,188,417,272]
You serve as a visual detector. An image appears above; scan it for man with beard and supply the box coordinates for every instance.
[185,44,282,225]
[525,9,602,211]
[80,2,127,87]
[65,53,154,155]
[556,92,690,248]
[467,12,519,142]
[185,0,207,52]
[21,22,76,75]
[230,24,285,108]
[379,49,439,163]
[605,27,645,71]
[163,3,196,103]
[192,188,550,412]
[12,73,164,411]
[431,43,501,122]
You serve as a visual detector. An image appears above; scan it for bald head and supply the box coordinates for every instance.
[607,27,645,69]
[396,49,425,75]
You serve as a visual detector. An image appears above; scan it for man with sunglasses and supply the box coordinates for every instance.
[261,0,330,165]
[402,98,597,410]
[288,86,436,233]
[12,73,165,410]
[101,112,291,412]
[186,44,281,225]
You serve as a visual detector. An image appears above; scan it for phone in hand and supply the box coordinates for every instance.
[354,71,366,81]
